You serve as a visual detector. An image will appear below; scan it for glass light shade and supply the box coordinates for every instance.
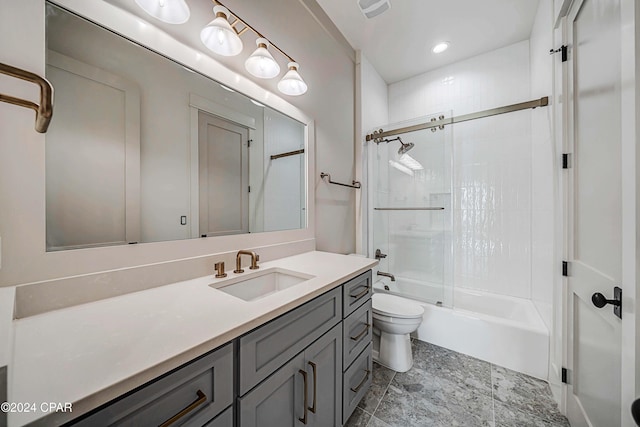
[134,0,190,24]
[244,38,280,79]
[200,6,243,56]
[277,62,308,96]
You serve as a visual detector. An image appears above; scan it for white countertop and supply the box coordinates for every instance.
[6,251,376,426]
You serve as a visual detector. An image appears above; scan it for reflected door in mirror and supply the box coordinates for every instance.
[198,112,249,237]
[45,51,141,251]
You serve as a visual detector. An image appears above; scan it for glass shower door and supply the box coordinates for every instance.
[370,113,452,307]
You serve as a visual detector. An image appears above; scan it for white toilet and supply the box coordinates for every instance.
[372,293,424,372]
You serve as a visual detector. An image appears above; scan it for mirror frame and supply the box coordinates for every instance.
[3,0,315,286]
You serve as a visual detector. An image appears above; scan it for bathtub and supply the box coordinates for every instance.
[374,278,549,379]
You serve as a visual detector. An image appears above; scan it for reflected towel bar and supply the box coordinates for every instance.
[366,96,549,141]
[270,148,304,160]
[0,62,54,133]
[320,172,361,189]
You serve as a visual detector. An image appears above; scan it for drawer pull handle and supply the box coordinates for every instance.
[350,323,371,341]
[159,389,207,427]
[298,369,308,425]
[350,369,371,393]
[350,286,370,299]
[308,361,317,414]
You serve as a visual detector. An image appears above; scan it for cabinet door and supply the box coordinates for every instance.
[304,323,342,427]
[238,353,305,427]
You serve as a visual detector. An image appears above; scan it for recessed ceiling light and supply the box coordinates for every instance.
[432,42,449,54]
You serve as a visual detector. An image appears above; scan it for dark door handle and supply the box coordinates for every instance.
[632,397,640,426]
[591,286,622,319]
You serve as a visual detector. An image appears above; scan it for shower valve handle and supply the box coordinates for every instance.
[375,249,387,260]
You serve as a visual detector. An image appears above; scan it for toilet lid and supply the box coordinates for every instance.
[372,293,424,318]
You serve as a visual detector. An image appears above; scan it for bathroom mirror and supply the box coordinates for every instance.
[44,3,307,251]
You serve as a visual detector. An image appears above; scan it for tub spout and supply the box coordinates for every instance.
[377,271,395,281]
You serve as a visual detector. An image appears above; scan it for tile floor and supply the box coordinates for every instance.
[345,340,570,427]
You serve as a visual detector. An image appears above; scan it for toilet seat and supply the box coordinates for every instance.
[372,293,424,319]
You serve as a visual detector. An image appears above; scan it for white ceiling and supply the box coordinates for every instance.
[315,0,540,83]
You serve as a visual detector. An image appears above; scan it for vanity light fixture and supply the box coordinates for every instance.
[200,5,244,56]
[277,62,308,96]
[245,38,280,79]
[200,0,308,96]
[432,41,450,54]
[134,0,190,24]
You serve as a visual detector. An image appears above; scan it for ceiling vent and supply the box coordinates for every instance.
[357,0,391,19]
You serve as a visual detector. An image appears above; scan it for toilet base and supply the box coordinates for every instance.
[372,330,413,372]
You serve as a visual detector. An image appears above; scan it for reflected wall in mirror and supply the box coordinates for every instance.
[44,2,307,251]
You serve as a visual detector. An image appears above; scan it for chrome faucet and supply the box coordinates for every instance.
[234,250,259,273]
[377,271,395,281]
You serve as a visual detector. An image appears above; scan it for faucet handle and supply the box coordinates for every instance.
[375,249,387,259]
[250,254,260,270]
[214,261,227,278]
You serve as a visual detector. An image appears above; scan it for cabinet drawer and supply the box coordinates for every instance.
[204,405,233,427]
[238,287,342,395]
[342,342,372,425]
[343,299,372,369]
[71,343,233,426]
[342,270,372,317]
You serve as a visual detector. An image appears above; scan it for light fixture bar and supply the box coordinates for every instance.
[213,0,296,63]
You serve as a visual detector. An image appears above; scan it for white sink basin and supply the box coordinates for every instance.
[211,268,315,301]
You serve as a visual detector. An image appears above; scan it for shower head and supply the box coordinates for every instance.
[377,136,415,154]
[398,140,414,155]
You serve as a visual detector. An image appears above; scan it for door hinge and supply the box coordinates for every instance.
[562,367,570,384]
[248,185,251,193]
[550,45,568,62]
[562,153,571,169]
[562,261,569,277]
[248,139,252,147]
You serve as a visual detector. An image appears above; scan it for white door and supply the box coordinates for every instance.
[564,0,623,425]
[198,111,249,237]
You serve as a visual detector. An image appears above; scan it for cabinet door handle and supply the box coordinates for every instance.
[308,361,317,414]
[158,389,207,427]
[350,323,371,341]
[298,369,308,425]
[349,286,370,299]
[350,369,371,393]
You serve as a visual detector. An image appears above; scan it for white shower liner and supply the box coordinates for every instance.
[374,277,549,379]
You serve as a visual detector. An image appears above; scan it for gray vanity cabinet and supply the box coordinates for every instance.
[237,270,373,427]
[238,352,306,427]
[68,343,234,426]
[63,270,373,427]
[301,322,343,426]
[238,323,342,427]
